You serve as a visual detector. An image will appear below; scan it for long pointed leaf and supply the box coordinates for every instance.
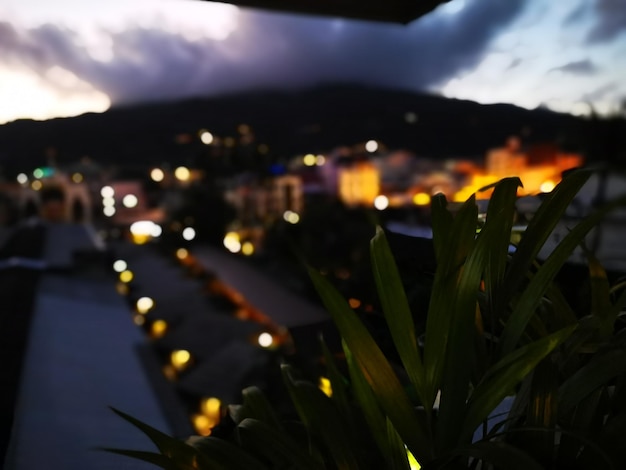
[423,195,478,410]
[308,268,433,463]
[101,449,182,470]
[344,342,393,464]
[370,226,425,401]
[482,177,522,323]
[462,325,576,442]
[110,408,199,464]
[187,435,269,470]
[500,194,626,354]
[559,347,626,415]
[282,364,361,470]
[237,418,323,470]
[502,170,592,303]
[430,193,453,263]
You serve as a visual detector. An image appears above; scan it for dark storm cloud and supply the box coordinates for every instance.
[550,59,598,75]
[587,0,626,43]
[0,0,526,105]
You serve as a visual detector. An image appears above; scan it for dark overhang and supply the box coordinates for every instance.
[203,0,450,24]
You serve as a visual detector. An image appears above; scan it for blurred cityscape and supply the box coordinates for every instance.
[1,82,626,469]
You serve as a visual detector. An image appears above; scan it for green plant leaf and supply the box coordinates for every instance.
[559,347,626,416]
[187,435,269,470]
[344,342,392,463]
[308,268,433,463]
[423,194,478,411]
[232,386,283,431]
[320,337,351,419]
[437,181,520,450]
[236,418,324,470]
[583,246,613,338]
[482,177,522,323]
[101,449,183,470]
[448,441,544,470]
[501,169,592,304]
[109,407,200,465]
[370,225,425,402]
[386,417,411,470]
[500,194,626,354]
[462,325,576,442]
[430,193,453,263]
[282,363,361,470]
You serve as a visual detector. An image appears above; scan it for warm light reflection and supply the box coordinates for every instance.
[151,320,168,338]
[133,314,145,326]
[136,296,155,314]
[365,140,378,153]
[413,192,431,206]
[72,173,83,183]
[201,397,222,417]
[223,232,241,253]
[540,180,556,193]
[200,130,214,145]
[319,377,332,397]
[316,155,326,166]
[176,248,189,260]
[303,154,316,166]
[348,298,361,309]
[174,166,191,181]
[119,270,134,283]
[241,241,254,256]
[171,349,192,371]
[192,414,213,436]
[150,168,165,182]
[257,332,274,348]
[283,210,300,224]
[112,259,127,272]
[31,180,42,191]
[374,195,389,210]
[101,186,114,198]
[122,194,138,208]
[182,227,196,241]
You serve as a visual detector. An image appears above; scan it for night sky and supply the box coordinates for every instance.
[1,0,625,124]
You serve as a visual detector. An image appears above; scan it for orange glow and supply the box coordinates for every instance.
[349,298,361,309]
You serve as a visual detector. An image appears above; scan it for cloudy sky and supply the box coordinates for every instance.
[1,0,625,124]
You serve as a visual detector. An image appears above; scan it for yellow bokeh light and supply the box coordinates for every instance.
[348,298,361,309]
[201,397,222,417]
[413,192,431,206]
[374,195,389,210]
[192,414,213,436]
[116,282,129,296]
[72,173,83,183]
[174,166,191,181]
[151,320,168,338]
[171,349,192,371]
[241,241,254,256]
[200,130,214,145]
[540,180,556,193]
[176,248,189,260]
[150,168,164,182]
[136,296,155,314]
[303,154,316,166]
[319,377,332,397]
[133,314,145,326]
[119,270,134,283]
[258,332,274,348]
[365,140,378,153]
[31,180,43,191]
[223,232,241,253]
